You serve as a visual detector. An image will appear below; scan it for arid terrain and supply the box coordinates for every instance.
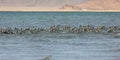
[61,0,120,10]
[0,0,120,11]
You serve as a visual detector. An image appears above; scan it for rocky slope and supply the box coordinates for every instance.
[61,0,120,10]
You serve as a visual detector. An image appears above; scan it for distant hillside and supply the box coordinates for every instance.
[0,0,83,8]
[61,0,120,10]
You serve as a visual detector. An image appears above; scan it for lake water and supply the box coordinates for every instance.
[0,12,120,60]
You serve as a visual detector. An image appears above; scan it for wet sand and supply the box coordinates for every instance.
[0,7,120,12]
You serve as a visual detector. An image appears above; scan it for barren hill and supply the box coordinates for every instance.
[0,0,83,8]
[61,0,120,10]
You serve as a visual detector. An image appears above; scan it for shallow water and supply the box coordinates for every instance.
[0,12,120,60]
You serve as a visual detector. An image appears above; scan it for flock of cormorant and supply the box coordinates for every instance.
[0,25,120,35]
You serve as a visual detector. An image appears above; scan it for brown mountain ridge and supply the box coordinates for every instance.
[61,0,120,10]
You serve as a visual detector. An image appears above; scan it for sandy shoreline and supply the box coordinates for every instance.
[0,7,120,12]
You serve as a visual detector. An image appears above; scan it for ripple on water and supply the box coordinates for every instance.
[0,12,120,60]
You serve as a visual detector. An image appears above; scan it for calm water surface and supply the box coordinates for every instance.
[0,12,120,60]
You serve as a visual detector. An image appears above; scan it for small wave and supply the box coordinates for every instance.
[114,33,120,38]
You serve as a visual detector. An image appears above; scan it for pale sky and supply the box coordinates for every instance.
[0,0,88,7]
